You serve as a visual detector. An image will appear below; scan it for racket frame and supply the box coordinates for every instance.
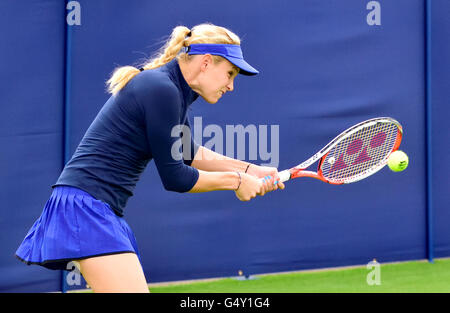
[279,117,403,184]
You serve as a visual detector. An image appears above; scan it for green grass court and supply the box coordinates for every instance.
[147,258,450,293]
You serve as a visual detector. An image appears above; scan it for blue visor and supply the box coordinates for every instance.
[186,44,259,76]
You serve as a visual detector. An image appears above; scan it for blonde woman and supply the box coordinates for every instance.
[16,23,285,293]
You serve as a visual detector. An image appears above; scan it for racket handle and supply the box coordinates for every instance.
[278,170,291,183]
[259,170,291,184]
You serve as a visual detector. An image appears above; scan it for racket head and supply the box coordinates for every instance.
[290,117,403,184]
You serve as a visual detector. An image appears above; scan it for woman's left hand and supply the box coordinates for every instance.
[245,164,285,196]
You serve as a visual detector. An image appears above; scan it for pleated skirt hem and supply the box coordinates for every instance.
[15,186,140,271]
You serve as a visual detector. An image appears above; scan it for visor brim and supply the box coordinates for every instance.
[225,56,259,76]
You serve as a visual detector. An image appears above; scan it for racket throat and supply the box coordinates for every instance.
[294,170,326,181]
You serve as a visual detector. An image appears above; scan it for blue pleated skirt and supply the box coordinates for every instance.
[15,186,140,270]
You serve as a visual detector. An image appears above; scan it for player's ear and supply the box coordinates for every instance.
[200,54,213,72]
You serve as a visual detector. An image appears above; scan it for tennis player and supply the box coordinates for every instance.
[15,23,285,293]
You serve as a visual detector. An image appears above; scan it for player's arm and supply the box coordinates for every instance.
[138,83,270,200]
[191,145,250,172]
[191,146,285,190]
[188,170,267,201]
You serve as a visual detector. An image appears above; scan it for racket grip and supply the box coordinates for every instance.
[278,170,291,183]
[259,170,291,184]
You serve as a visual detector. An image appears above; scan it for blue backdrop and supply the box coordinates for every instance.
[1,0,448,292]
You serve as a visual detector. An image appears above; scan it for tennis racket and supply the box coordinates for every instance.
[277,117,403,185]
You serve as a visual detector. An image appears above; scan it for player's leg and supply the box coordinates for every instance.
[77,252,149,293]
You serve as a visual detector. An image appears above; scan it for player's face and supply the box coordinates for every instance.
[199,57,239,104]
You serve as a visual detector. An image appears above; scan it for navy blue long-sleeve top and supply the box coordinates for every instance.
[54,59,200,216]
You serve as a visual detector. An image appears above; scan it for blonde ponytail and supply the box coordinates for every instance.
[106,66,141,95]
[107,24,241,95]
[107,26,190,95]
[141,26,191,71]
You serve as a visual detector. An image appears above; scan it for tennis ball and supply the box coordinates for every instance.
[388,150,409,172]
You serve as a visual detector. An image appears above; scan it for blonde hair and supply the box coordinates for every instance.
[107,23,241,95]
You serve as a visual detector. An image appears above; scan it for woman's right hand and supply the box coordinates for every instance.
[234,173,264,201]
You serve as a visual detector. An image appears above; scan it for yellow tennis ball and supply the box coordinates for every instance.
[388,150,409,172]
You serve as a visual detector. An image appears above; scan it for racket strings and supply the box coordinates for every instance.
[320,122,399,183]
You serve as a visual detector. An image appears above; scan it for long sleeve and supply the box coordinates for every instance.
[135,79,199,192]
